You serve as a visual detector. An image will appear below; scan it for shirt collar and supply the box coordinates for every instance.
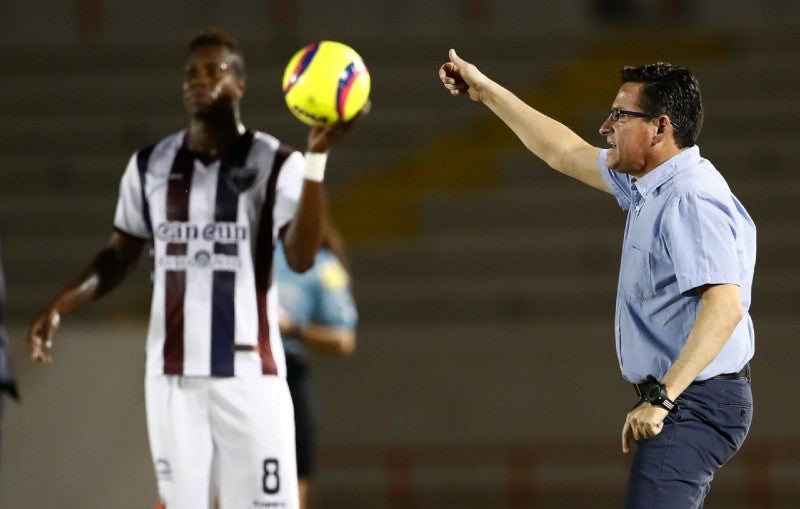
[631,146,701,198]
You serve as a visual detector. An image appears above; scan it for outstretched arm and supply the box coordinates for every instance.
[27,230,146,363]
[439,49,610,193]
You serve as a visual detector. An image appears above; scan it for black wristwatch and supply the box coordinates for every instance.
[643,381,678,413]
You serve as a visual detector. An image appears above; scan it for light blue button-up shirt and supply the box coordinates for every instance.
[598,146,756,383]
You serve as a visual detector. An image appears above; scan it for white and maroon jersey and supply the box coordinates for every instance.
[114,129,305,378]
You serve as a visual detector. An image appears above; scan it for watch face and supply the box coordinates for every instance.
[646,384,662,402]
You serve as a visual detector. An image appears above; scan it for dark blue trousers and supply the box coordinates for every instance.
[624,378,753,509]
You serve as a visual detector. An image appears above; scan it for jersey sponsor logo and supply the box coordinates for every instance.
[157,251,242,271]
[155,221,249,243]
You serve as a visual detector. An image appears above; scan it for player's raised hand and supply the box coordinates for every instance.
[307,101,371,154]
[28,308,60,364]
[439,49,489,102]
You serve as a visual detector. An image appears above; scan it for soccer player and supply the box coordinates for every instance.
[439,50,755,509]
[276,220,358,509]
[27,29,364,509]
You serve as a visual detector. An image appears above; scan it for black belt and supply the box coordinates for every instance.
[633,363,750,398]
[703,363,750,382]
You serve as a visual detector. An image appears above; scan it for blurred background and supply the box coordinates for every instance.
[1,1,798,508]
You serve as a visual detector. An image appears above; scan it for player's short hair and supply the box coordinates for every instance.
[187,28,246,77]
[621,62,703,148]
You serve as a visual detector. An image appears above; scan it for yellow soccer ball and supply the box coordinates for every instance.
[282,41,371,126]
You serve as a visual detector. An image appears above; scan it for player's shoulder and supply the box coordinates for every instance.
[251,130,301,157]
[130,130,185,173]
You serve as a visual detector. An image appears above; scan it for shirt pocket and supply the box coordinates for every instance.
[621,245,656,301]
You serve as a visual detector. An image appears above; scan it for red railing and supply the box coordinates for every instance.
[317,439,800,508]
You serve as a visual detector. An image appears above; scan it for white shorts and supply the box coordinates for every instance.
[146,375,299,509]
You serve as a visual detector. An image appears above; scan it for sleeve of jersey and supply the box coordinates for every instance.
[273,150,306,233]
[662,191,742,295]
[597,149,632,211]
[113,153,152,240]
[315,258,358,329]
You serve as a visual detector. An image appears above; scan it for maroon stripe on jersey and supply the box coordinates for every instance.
[255,144,295,375]
[162,147,193,375]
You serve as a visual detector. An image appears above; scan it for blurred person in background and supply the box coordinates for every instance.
[0,239,20,475]
[276,216,358,509]
[439,50,755,509]
[27,28,364,509]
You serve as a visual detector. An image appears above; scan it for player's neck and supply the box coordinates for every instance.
[186,115,246,162]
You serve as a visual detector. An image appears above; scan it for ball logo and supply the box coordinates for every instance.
[290,104,329,125]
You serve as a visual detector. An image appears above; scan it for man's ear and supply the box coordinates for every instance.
[651,116,672,145]
[657,116,670,134]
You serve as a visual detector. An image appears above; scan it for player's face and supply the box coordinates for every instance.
[182,45,244,118]
[599,82,658,178]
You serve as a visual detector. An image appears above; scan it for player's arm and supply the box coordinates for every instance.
[301,323,355,356]
[278,305,355,356]
[27,230,146,363]
[439,49,609,193]
[282,108,369,272]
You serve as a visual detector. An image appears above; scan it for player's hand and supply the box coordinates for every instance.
[439,49,489,102]
[28,308,60,364]
[621,402,669,453]
[307,101,371,154]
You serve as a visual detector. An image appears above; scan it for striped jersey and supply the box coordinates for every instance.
[113,129,305,378]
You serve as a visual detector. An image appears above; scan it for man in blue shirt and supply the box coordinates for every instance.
[1,240,20,475]
[440,51,755,508]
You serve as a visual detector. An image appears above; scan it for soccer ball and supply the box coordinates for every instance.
[282,41,371,127]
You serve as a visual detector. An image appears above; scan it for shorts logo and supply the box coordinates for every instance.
[155,458,172,481]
